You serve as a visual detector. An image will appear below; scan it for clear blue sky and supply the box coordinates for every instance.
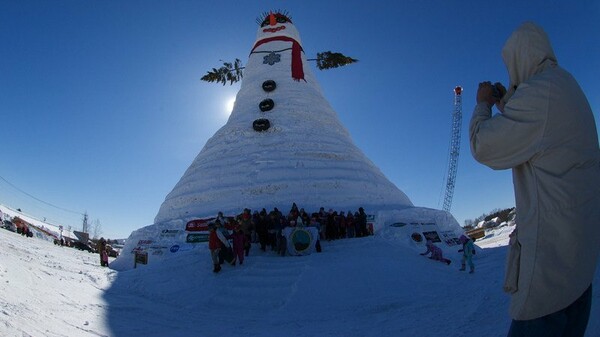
[1,1,598,239]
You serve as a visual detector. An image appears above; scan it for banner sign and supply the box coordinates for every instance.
[439,230,460,246]
[186,218,214,231]
[134,251,148,268]
[160,229,180,237]
[186,217,236,232]
[282,227,319,256]
[422,231,441,243]
[186,233,209,243]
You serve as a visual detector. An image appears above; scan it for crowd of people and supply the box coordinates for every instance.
[208,203,370,273]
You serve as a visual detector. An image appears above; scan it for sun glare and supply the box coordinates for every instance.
[225,97,236,115]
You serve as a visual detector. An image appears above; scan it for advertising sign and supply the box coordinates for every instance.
[186,217,236,231]
[186,233,209,243]
[422,231,441,243]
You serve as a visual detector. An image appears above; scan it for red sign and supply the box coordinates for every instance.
[185,218,214,232]
[185,216,236,232]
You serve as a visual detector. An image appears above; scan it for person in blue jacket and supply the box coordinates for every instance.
[458,235,474,274]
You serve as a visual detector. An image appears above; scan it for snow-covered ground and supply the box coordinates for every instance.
[473,225,515,249]
[1,223,599,337]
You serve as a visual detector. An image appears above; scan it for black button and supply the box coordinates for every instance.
[253,118,271,132]
[259,98,274,112]
[262,80,276,92]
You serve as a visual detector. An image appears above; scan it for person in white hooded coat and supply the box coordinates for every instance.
[470,22,600,336]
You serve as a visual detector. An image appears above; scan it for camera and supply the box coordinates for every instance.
[491,83,505,101]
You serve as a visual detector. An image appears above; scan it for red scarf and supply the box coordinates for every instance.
[251,36,305,81]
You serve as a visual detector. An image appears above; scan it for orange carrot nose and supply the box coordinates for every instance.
[269,12,276,26]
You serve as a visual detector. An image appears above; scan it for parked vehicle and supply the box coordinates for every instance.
[106,245,119,258]
[2,220,17,232]
[72,241,94,253]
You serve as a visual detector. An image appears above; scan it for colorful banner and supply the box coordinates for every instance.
[185,217,236,231]
[282,227,319,256]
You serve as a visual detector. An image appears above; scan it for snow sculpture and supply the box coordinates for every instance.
[154,12,414,224]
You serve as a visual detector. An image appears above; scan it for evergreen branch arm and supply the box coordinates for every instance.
[311,51,358,70]
[200,59,245,85]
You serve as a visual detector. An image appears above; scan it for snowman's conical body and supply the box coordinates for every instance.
[154,13,413,223]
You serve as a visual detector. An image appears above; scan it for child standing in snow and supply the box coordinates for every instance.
[420,240,451,265]
[231,226,247,265]
[97,237,107,267]
[101,248,109,267]
[208,224,221,273]
[458,235,475,273]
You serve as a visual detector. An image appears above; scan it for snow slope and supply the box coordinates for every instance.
[1,223,599,337]
[1,203,77,241]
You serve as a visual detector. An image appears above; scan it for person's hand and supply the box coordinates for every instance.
[496,99,506,113]
[494,82,507,113]
[477,81,507,109]
[476,81,496,106]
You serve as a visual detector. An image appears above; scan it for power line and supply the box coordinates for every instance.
[0,174,84,215]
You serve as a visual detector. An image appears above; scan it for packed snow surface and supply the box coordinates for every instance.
[1,223,599,337]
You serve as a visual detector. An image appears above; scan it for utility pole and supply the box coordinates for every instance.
[82,211,89,233]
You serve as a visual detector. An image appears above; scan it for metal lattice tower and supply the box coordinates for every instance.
[442,86,463,212]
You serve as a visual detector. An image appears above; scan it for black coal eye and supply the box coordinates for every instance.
[277,17,286,23]
[261,19,269,27]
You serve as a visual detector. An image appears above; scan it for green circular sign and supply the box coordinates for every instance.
[291,229,312,253]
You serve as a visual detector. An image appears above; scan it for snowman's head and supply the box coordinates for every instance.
[255,11,301,45]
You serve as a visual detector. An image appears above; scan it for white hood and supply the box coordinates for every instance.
[501,22,557,102]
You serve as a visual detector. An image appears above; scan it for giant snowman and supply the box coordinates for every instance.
[112,12,465,270]
[154,11,413,223]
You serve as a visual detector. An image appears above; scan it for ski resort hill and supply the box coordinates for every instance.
[1,221,599,337]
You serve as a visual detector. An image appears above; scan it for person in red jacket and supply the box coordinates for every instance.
[231,226,248,265]
[208,224,221,273]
